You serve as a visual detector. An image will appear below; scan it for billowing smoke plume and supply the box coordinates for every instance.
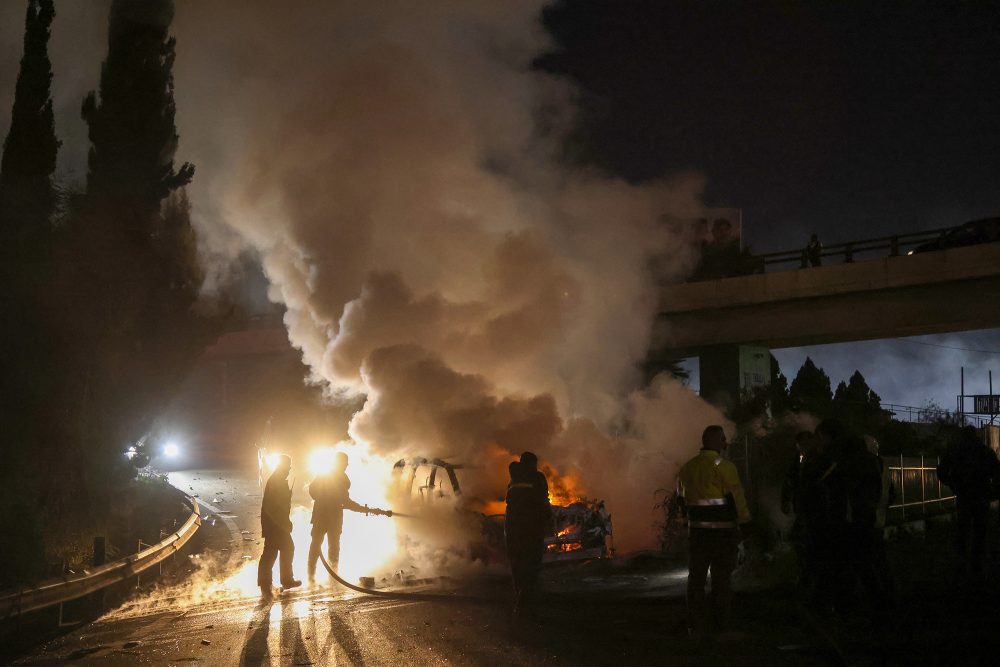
[171,1,727,551]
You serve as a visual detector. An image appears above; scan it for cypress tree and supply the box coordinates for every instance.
[788,356,833,417]
[833,370,887,434]
[82,0,193,223]
[768,353,790,415]
[0,0,60,257]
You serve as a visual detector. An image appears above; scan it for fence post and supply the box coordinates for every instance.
[920,454,926,516]
[936,456,941,501]
[890,236,899,256]
[844,243,854,263]
[899,454,905,522]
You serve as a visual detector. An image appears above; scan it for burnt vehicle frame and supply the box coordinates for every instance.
[391,457,613,565]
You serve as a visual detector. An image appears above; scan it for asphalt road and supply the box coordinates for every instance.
[9,465,849,666]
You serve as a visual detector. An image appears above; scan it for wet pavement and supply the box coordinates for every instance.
[20,465,992,665]
[9,465,707,666]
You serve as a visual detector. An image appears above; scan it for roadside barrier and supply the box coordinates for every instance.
[0,494,201,621]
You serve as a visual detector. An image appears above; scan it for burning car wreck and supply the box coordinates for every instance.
[391,457,614,566]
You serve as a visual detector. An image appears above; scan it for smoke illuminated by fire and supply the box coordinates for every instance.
[169,0,730,556]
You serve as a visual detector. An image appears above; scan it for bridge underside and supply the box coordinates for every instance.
[654,243,1000,358]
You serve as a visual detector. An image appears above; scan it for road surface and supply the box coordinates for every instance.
[12,465,844,665]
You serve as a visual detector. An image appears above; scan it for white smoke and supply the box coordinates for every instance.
[167,1,726,552]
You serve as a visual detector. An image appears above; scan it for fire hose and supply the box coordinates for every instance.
[316,511,691,607]
[317,551,496,603]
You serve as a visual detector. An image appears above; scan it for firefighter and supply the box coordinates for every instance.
[505,451,551,616]
[677,425,751,639]
[257,455,301,599]
[307,452,369,582]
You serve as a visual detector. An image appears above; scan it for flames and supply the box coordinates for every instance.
[547,525,584,553]
[543,464,585,507]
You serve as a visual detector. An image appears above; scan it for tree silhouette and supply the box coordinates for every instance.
[768,353,790,415]
[833,370,887,434]
[82,0,193,222]
[789,356,833,416]
[0,0,59,258]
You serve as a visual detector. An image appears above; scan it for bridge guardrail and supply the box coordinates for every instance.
[0,494,201,620]
[756,227,951,269]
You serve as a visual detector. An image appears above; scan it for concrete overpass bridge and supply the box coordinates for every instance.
[653,239,1000,406]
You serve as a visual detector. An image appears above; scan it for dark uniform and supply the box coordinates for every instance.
[837,436,894,610]
[938,429,1000,574]
[677,448,751,634]
[796,445,848,610]
[257,468,297,591]
[505,460,551,614]
[307,469,366,579]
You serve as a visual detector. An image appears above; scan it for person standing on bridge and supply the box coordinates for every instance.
[257,455,301,599]
[677,425,752,640]
[505,451,551,617]
[306,451,370,582]
[805,233,823,267]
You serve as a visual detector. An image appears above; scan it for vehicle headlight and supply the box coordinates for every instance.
[164,442,180,458]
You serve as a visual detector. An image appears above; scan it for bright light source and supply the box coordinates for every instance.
[308,447,337,476]
[265,452,281,471]
[164,442,180,458]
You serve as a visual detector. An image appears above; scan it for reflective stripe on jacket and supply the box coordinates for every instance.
[677,449,751,528]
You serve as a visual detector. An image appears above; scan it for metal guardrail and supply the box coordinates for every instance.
[0,494,201,620]
[882,402,993,427]
[756,226,951,269]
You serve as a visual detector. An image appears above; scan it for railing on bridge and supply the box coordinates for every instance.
[882,402,993,428]
[755,227,951,270]
[887,455,955,524]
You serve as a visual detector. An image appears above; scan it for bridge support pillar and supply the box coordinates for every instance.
[699,344,771,411]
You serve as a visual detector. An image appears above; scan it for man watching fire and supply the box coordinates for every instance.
[677,425,751,640]
[505,451,551,616]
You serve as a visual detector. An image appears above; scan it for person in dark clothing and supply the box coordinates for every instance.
[787,431,817,589]
[257,455,301,599]
[306,452,369,582]
[937,427,999,574]
[796,427,847,611]
[805,233,823,267]
[817,419,894,612]
[504,451,551,616]
[835,430,894,610]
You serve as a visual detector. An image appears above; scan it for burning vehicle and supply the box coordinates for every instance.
[391,457,614,565]
[545,500,613,563]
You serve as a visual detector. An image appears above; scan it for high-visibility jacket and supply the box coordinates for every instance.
[677,449,751,529]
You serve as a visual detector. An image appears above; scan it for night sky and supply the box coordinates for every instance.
[539,0,1000,408]
[2,0,999,409]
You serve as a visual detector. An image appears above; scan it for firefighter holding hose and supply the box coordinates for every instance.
[677,425,752,640]
[307,451,390,582]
